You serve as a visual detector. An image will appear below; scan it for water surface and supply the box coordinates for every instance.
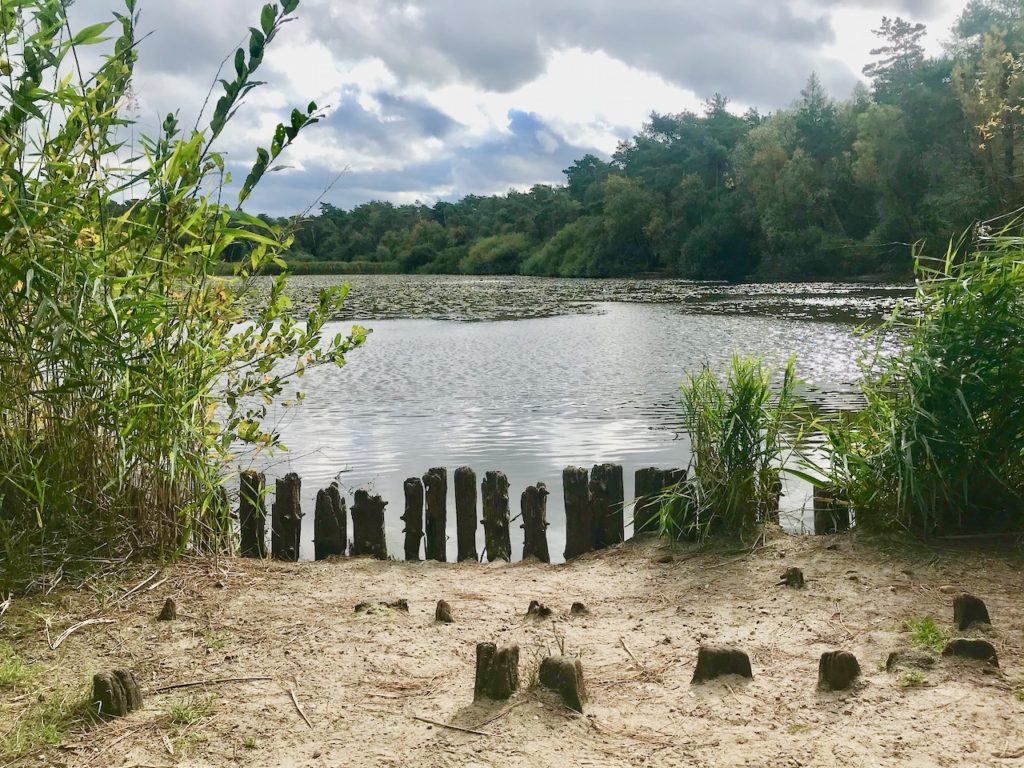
[245,275,910,561]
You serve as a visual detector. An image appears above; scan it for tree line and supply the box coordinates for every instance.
[261,1,1024,280]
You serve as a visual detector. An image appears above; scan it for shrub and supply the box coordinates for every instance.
[660,355,800,540]
[824,235,1024,534]
[0,0,366,589]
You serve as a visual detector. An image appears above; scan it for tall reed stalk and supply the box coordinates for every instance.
[660,355,800,541]
[0,0,365,589]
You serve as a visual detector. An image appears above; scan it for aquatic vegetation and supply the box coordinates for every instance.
[823,231,1024,534]
[660,355,801,540]
[0,0,365,589]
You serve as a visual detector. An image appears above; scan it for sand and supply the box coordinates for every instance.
[4,532,1024,767]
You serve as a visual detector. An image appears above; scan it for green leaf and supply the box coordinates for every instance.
[234,48,245,78]
[260,4,276,36]
[71,21,113,46]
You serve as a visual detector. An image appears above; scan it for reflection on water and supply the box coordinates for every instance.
[244,276,910,562]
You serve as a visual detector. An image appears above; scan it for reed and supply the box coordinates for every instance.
[660,355,800,540]
[823,230,1024,534]
[0,0,365,590]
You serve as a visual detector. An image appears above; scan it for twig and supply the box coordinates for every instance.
[0,594,10,619]
[993,747,1024,759]
[619,636,641,666]
[410,715,493,736]
[288,686,313,729]
[148,676,273,694]
[146,577,169,593]
[832,601,854,639]
[473,700,528,728]
[45,618,116,650]
[118,570,159,603]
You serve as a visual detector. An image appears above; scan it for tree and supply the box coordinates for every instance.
[863,17,928,102]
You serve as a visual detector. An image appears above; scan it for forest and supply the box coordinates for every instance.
[251,2,1024,280]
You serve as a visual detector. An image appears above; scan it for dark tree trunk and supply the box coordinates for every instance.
[401,477,424,561]
[563,466,592,560]
[327,482,347,554]
[422,467,448,562]
[314,484,346,560]
[481,471,511,562]
[590,463,624,549]
[351,489,388,559]
[521,482,550,562]
[271,473,302,562]
[239,470,267,558]
[454,466,479,562]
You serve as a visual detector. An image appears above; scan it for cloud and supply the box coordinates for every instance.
[63,0,963,214]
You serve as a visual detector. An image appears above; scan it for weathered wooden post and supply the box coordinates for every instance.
[422,467,447,562]
[633,468,685,537]
[314,483,347,560]
[590,463,624,549]
[474,642,520,701]
[271,473,302,562]
[813,485,850,535]
[563,466,592,560]
[401,477,424,561]
[454,466,479,562]
[481,471,511,562]
[521,482,550,562]
[239,470,267,558]
[351,489,388,559]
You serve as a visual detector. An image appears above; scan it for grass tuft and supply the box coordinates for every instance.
[902,617,948,653]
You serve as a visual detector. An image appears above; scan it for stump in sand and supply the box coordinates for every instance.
[953,594,991,631]
[239,470,267,559]
[563,466,592,560]
[521,482,550,563]
[633,467,685,537]
[474,642,520,701]
[351,489,388,560]
[942,639,999,666]
[539,656,587,713]
[454,467,479,563]
[818,651,861,691]
[271,473,302,562]
[590,464,624,549]
[435,600,454,624]
[691,646,753,683]
[780,567,805,588]
[401,477,424,561]
[423,467,448,562]
[314,484,347,560]
[157,598,176,622]
[92,669,143,718]
[481,471,511,563]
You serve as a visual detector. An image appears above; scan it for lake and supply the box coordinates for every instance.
[244,275,911,561]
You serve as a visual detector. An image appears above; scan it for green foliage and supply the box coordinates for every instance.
[167,697,216,726]
[902,617,948,653]
[660,356,800,540]
[823,234,1024,534]
[899,669,929,688]
[0,642,32,687]
[459,233,530,274]
[0,0,366,589]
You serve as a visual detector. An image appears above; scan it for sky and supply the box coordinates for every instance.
[67,0,966,215]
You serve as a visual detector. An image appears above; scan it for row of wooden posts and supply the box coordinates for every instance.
[236,465,852,563]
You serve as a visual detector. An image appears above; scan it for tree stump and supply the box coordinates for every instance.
[435,599,454,624]
[157,598,176,621]
[314,485,346,560]
[818,650,860,690]
[633,467,663,537]
[454,467,479,562]
[327,482,347,555]
[813,485,850,535]
[590,464,624,549]
[563,466,592,560]
[779,567,805,588]
[953,593,991,631]
[474,642,520,701]
[422,467,448,562]
[401,477,424,561]
[521,482,550,562]
[238,470,267,558]
[691,646,753,683]
[481,471,511,563]
[271,473,302,562]
[92,669,143,718]
[350,489,388,560]
[539,656,587,713]
[765,475,783,524]
[942,638,999,666]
